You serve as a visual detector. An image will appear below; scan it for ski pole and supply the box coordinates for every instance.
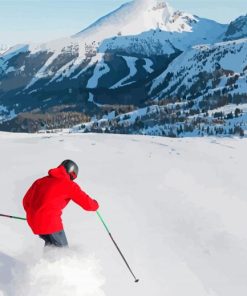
[0,214,26,221]
[96,211,139,283]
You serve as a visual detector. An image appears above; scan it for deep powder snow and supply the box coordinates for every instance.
[1,133,247,295]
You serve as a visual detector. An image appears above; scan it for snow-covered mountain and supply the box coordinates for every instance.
[0,0,225,90]
[150,38,247,100]
[224,14,247,41]
[0,44,9,55]
[0,0,246,135]
[76,37,247,137]
[74,0,211,40]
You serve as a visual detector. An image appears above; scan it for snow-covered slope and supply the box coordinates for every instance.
[98,15,225,57]
[224,15,247,41]
[1,133,247,295]
[75,0,196,40]
[0,44,9,55]
[150,38,247,100]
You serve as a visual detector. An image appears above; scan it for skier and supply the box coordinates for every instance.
[22,160,99,247]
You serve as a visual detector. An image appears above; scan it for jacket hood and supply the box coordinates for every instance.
[48,166,70,180]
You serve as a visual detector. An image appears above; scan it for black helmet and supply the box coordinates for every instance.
[60,159,79,180]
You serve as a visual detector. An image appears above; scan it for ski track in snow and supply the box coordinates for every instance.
[2,133,247,295]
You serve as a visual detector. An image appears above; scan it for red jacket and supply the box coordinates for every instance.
[23,166,99,235]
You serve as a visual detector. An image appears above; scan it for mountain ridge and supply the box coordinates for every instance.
[0,1,246,136]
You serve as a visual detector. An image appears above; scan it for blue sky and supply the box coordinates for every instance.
[0,0,246,46]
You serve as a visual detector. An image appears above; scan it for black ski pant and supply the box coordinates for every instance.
[39,230,68,248]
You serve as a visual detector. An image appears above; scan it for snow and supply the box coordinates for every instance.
[51,55,90,83]
[74,0,221,46]
[0,44,29,61]
[0,45,9,55]
[74,0,175,40]
[88,92,94,103]
[73,105,153,131]
[87,54,110,88]
[28,37,75,56]
[207,103,247,116]
[234,75,247,93]
[0,0,227,90]
[110,56,138,88]
[99,17,226,57]
[99,32,176,57]
[1,133,247,295]
[143,58,154,73]
[25,51,61,90]
[0,106,16,123]
[48,59,77,84]
[87,92,102,107]
[72,54,100,80]
[150,38,247,97]
[213,39,247,72]
[150,47,196,93]
[224,15,247,41]
[102,111,115,121]
[72,0,226,60]
[0,105,8,113]
[0,44,29,72]
[5,66,15,74]
[18,249,105,296]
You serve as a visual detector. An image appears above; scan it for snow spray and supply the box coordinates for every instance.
[17,247,105,296]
